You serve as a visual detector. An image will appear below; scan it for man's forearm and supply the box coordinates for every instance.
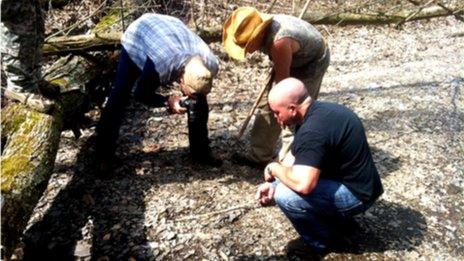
[269,163,319,195]
[271,164,303,192]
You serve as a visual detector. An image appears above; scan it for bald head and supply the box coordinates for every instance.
[269,78,309,108]
[268,78,312,127]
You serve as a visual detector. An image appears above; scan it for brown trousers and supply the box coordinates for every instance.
[249,49,330,163]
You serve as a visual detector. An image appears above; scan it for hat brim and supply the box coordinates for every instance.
[223,12,273,60]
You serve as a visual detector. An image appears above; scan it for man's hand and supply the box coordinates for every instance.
[256,182,275,206]
[264,162,280,182]
[168,95,187,114]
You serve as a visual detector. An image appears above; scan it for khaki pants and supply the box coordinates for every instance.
[249,49,331,163]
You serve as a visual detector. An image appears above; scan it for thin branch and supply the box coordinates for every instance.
[406,0,464,22]
[172,203,257,222]
[190,0,198,30]
[298,0,312,19]
[436,2,464,22]
[120,0,125,31]
[396,0,434,28]
[265,0,278,13]
[45,0,107,41]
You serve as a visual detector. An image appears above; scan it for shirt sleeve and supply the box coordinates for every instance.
[293,129,327,168]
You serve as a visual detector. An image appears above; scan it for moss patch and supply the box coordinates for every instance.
[92,9,120,33]
[1,105,27,135]
[50,77,69,89]
[1,155,30,193]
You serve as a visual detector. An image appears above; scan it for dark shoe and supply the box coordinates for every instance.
[4,88,54,113]
[192,153,223,167]
[286,238,326,260]
[93,156,113,179]
[231,152,268,169]
[335,217,360,236]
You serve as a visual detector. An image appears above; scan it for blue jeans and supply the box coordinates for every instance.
[274,179,372,253]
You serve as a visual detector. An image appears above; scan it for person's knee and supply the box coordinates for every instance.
[274,182,299,209]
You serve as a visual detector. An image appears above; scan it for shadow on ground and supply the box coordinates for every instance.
[22,134,155,260]
[21,131,261,260]
[235,200,427,260]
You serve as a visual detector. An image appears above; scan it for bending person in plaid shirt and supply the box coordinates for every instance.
[96,13,222,176]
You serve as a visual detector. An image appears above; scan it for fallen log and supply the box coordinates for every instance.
[0,0,139,256]
[1,104,62,257]
[43,5,463,55]
[299,6,464,25]
[0,53,117,257]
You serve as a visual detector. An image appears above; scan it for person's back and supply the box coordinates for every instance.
[262,14,326,68]
[293,101,383,203]
[121,13,218,83]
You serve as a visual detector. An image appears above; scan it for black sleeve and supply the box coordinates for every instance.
[293,129,327,168]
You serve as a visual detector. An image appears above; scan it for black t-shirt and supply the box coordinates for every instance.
[292,101,383,203]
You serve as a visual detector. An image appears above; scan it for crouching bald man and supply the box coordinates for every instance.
[96,13,222,176]
[256,78,383,254]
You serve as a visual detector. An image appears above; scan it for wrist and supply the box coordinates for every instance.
[266,162,279,176]
[266,165,273,177]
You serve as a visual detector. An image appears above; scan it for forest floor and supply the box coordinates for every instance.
[14,1,464,260]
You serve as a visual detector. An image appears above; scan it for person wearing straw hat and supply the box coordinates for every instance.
[95,13,222,176]
[223,7,330,168]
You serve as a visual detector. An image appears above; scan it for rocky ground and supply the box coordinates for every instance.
[10,1,464,260]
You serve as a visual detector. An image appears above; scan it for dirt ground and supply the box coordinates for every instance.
[13,1,464,260]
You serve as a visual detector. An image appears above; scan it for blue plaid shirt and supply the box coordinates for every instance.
[121,13,219,84]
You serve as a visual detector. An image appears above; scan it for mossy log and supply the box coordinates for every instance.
[0,0,141,256]
[1,104,62,255]
[0,54,115,256]
[43,32,122,55]
[42,5,463,55]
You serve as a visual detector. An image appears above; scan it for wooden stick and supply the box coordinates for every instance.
[266,0,278,13]
[173,203,256,222]
[237,69,274,140]
[298,0,312,19]
[120,0,125,31]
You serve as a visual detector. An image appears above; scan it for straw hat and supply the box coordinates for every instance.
[183,56,213,95]
[223,7,273,60]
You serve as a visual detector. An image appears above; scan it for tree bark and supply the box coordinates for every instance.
[42,5,463,56]
[0,53,117,257]
[1,104,62,256]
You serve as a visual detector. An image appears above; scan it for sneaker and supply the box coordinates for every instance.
[286,238,326,260]
[4,88,54,113]
[231,152,268,169]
